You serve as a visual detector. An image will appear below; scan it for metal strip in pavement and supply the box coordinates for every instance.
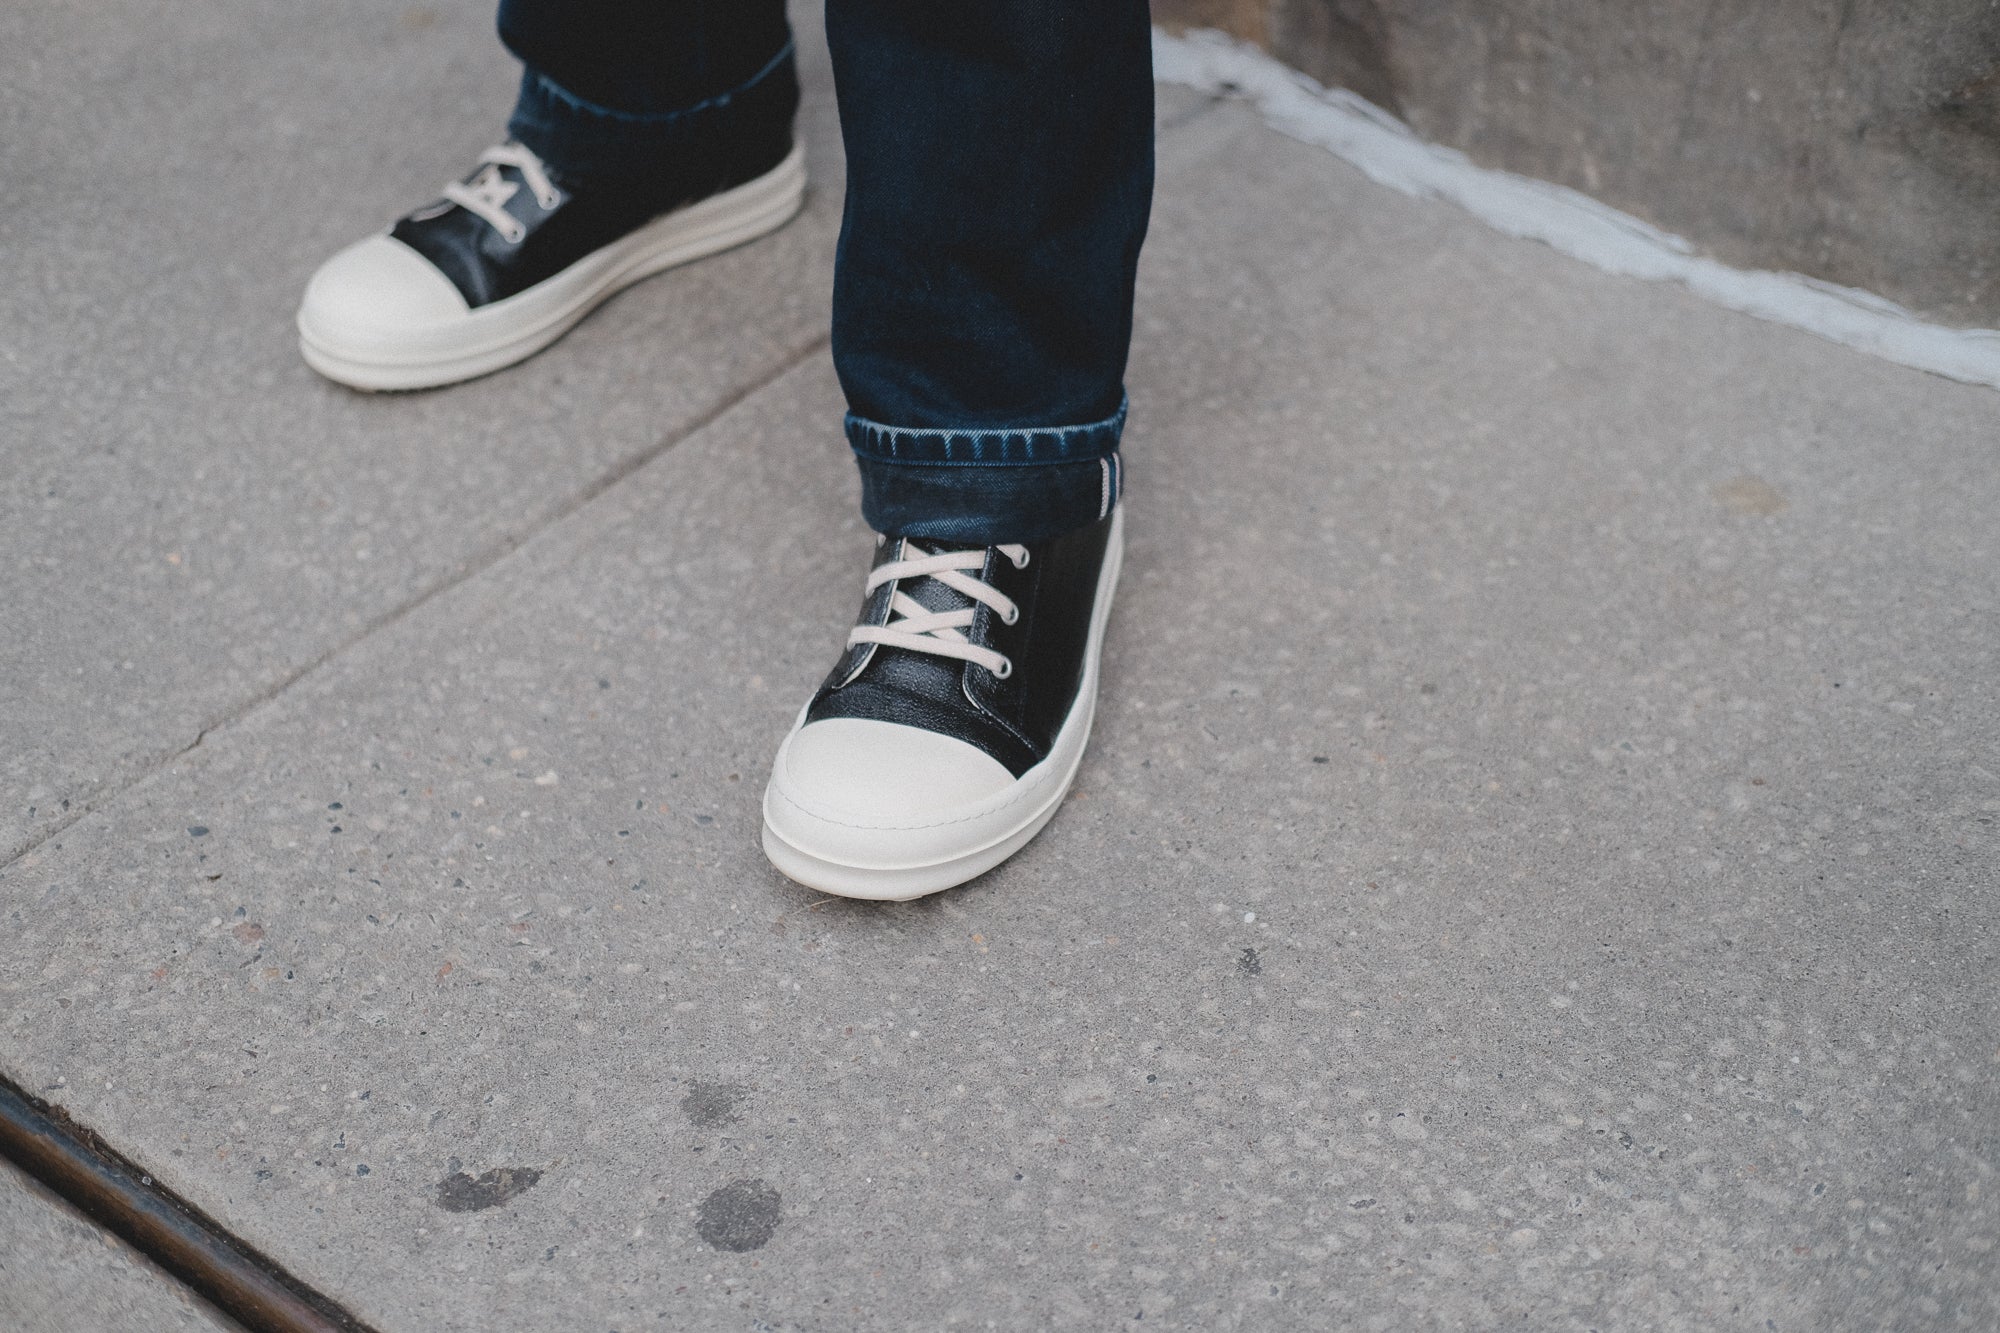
[0,1074,377,1333]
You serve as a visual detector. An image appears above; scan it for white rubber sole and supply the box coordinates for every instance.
[298,142,807,391]
[761,509,1125,902]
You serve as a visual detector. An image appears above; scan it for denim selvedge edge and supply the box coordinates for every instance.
[845,397,1126,466]
[847,399,1126,545]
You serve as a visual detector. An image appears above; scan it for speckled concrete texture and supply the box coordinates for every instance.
[0,0,841,861]
[0,1159,240,1331]
[6,13,1999,1333]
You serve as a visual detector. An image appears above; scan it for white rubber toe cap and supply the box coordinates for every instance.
[765,717,1026,872]
[781,717,1015,822]
[298,234,468,351]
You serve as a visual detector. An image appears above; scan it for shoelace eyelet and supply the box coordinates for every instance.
[1001,605,1020,625]
[991,658,1014,680]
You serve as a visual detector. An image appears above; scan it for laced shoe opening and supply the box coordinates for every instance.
[440,142,562,244]
[846,541,1029,678]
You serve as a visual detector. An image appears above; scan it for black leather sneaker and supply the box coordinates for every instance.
[298,135,804,391]
[762,508,1124,900]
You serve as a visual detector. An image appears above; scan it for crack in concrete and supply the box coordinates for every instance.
[2,88,1238,878]
[1,332,829,875]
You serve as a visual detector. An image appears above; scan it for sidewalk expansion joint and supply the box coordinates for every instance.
[0,1072,379,1333]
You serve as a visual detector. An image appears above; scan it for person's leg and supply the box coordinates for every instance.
[298,0,803,391]
[761,0,1154,899]
[499,0,796,185]
[828,0,1155,547]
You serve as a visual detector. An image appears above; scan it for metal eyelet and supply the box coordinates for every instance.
[991,658,1013,680]
[1001,605,1020,625]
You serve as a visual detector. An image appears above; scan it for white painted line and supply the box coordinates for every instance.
[1155,27,2000,392]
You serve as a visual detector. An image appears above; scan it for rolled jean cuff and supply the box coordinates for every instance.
[846,399,1127,545]
[507,41,798,182]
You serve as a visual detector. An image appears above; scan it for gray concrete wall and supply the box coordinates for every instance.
[1157,0,2000,327]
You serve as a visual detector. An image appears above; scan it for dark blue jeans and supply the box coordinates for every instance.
[499,1,1154,545]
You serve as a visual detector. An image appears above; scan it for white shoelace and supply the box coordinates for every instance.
[440,143,561,244]
[847,543,1030,678]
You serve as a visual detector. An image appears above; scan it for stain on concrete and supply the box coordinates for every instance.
[695,1178,782,1251]
[680,1081,749,1129]
[1940,61,2000,139]
[1272,0,1400,116]
[434,1166,542,1213]
[1714,475,1789,515]
[1239,946,1264,975]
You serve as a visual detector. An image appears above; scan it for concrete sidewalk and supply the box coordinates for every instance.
[5,3,1997,1330]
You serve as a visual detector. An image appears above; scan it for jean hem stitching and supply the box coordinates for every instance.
[845,398,1128,465]
[522,39,794,127]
